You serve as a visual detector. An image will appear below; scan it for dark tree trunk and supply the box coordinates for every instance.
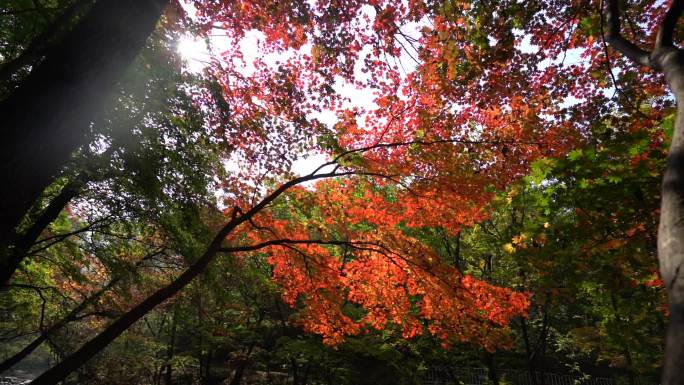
[229,360,247,385]
[0,0,168,251]
[517,268,539,385]
[0,0,93,92]
[484,352,498,385]
[291,359,299,385]
[301,364,310,385]
[164,308,177,385]
[230,341,256,385]
[519,317,539,385]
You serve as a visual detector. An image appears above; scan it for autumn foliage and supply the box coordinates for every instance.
[227,178,530,348]
[183,0,606,350]
[167,0,673,359]
[1,0,679,383]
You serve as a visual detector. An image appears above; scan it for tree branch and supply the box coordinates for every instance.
[219,239,379,254]
[656,0,684,48]
[312,138,536,176]
[603,0,652,67]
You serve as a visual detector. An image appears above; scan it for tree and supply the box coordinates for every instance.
[11,15,542,377]
[454,122,667,382]
[25,145,535,384]
[0,27,226,381]
[1,0,677,383]
[0,0,168,280]
[603,1,684,383]
[192,0,677,381]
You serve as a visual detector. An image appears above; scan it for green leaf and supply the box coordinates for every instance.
[662,112,676,141]
[568,149,583,161]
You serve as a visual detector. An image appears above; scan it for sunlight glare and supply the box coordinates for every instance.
[177,36,209,72]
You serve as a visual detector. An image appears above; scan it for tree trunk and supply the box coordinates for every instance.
[229,360,247,385]
[230,341,256,385]
[519,317,539,385]
[0,0,168,250]
[291,359,299,385]
[659,62,684,385]
[164,307,178,385]
[484,352,499,385]
[301,364,310,385]
[604,2,684,383]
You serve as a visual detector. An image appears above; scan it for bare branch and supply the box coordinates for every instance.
[31,216,112,247]
[219,238,379,253]
[312,137,536,176]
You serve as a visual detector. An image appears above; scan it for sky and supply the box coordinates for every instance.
[176,33,330,177]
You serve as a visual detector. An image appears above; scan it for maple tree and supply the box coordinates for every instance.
[9,2,544,378]
[0,0,680,384]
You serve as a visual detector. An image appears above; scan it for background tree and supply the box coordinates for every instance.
[0,0,169,271]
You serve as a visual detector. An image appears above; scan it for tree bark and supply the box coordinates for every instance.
[164,307,177,385]
[519,317,539,385]
[0,0,168,250]
[484,352,499,385]
[230,342,256,385]
[649,27,684,385]
[659,84,684,385]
